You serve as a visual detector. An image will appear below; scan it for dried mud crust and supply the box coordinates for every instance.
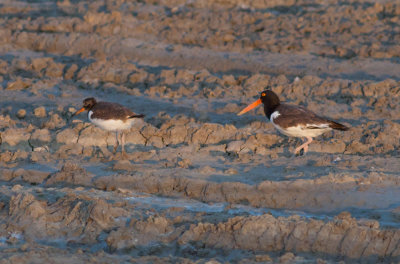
[0,0,400,263]
[0,185,399,264]
[3,0,400,59]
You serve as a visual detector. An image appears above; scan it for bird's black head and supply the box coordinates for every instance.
[72,97,97,117]
[82,97,97,110]
[238,89,280,116]
[259,89,280,119]
[259,90,280,106]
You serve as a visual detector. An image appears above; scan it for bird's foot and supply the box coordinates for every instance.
[293,139,310,157]
[93,146,105,159]
[294,147,303,156]
[293,150,303,157]
[121,151,129,160]
[293,147,307,156]
[101,154,114,162]
[113,145,118,154]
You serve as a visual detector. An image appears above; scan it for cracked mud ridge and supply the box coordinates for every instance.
[0,0,400,263]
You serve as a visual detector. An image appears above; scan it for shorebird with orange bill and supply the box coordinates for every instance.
[73,97,144,156]
[238,90,349,155]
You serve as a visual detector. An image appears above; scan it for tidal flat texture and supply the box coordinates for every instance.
[0,0,400,263]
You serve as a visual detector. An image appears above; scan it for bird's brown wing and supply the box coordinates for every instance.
[273,104,332,129]
[91,102,135,120]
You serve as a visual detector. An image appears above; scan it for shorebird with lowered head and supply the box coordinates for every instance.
[73,97,144,156]
[238,89,349,155]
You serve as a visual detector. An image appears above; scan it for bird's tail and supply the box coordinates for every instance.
[129,114,145,119]
[329,120,349,131]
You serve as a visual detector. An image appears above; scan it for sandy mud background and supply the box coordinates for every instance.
[0,0,400,263]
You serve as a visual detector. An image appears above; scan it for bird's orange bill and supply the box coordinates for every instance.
[72,107,85,117]
[237,99,262,116]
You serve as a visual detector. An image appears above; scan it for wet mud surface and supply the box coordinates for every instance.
[0,0,400,263]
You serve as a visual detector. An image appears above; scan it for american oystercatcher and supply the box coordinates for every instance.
[238,90,349,155]
[73,97,144,156]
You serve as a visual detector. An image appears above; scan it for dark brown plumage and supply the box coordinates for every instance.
[270,104,349,131]
[73,97,145,157]
[238,90,350,154]
[80,98,144,120]
[327,120,349,131]
[90,102,144,120]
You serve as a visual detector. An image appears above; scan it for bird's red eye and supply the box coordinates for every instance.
[261,93,266,96]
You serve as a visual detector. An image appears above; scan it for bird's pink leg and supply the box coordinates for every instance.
[294,137,313,154]
[121,132,127,159]
[113,131,119,154]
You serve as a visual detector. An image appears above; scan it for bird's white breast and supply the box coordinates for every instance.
[270,111,281,121]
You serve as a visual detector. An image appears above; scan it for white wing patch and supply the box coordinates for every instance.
[305,123,330,129]
[271,119,332,138]
[274,124,331,138]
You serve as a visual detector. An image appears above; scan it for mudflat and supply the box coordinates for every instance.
[0,0,399,263]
